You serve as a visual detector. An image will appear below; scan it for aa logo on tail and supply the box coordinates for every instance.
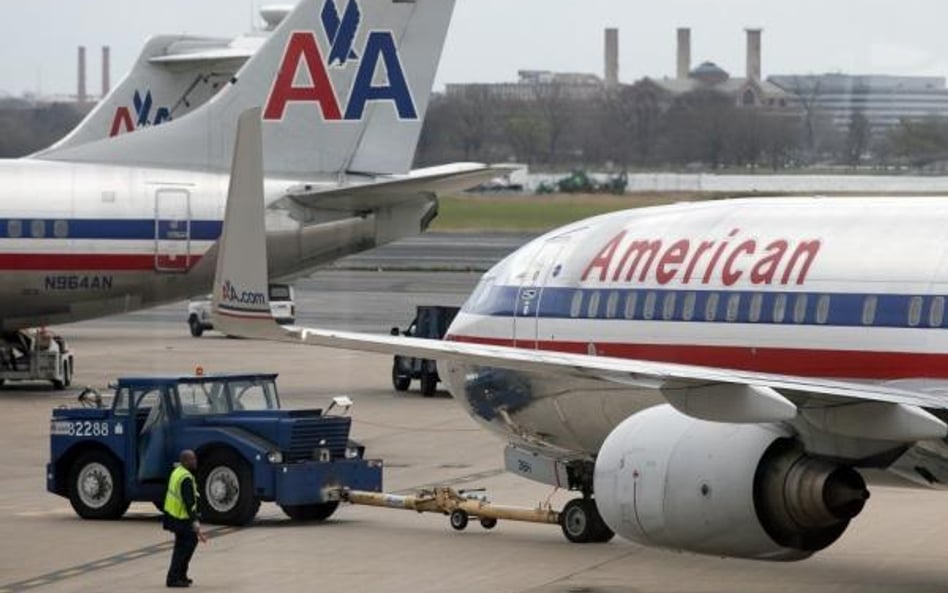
[109,90,172,137]
[263,0,418,122]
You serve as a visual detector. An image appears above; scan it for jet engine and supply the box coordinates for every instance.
[593,405,869,560]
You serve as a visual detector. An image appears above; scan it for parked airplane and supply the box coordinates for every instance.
[0,0,498,332]
[215,109,948,562]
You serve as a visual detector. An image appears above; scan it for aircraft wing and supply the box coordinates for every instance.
[280,164,520,212]
[219,318,948,442]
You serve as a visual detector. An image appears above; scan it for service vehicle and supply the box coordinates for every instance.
[47,372,381,525]
[0,329,74,390]
[391,306,460,396]
[188,283,296,337]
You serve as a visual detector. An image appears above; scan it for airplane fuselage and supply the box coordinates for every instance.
[443,197,948,459]
[0,158,382,329]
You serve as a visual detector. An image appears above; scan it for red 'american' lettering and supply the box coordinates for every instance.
[581,229,822,287]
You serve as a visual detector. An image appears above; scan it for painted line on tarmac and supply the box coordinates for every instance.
[0,468,504,592]
[0,526,239,593]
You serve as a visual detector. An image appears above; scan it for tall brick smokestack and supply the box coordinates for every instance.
[604,28,619,88]
[677,28,691,79]
[102,46,111,98]
[746,28,762,81]
[77,46,87,104]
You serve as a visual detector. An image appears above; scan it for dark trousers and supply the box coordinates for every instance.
[166,527,198,584]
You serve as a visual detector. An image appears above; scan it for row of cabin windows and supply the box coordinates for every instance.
[6,220,69,239]
[568,290,947,328]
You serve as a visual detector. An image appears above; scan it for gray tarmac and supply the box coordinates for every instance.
[332,231,536,272]
[1,262,948,593]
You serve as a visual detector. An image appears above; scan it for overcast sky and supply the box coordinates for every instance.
[2,0,948,97]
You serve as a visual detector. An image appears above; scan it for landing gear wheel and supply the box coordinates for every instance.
[560,498,614,544]
[198,449,259,525]
[68,451,129,520]
[392,362,410,392]
[189,316,204,338]
[479,517,498,530]
[450,509,469,531]
[280,501,340,522]
[420,372,437,397]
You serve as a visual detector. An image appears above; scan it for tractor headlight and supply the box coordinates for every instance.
[266,450,284,464]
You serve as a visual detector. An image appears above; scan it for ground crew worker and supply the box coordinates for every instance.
[163,449,207,588]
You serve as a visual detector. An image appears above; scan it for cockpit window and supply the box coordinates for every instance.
[463,276,496,313]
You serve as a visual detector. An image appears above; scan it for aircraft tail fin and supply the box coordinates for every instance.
[35,35,250,156]
[37,0,456,177]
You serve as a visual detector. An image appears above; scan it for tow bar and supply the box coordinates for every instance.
[343,487,560,531]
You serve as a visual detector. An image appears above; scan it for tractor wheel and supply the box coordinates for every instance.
[450,509,469,531]
[53,360,72,390]
[391,361,410,392]
[197,449,259,525]
[188,316,204,338]
[68,450,129,520]
[280,501,340,522]
[420,372,437,397]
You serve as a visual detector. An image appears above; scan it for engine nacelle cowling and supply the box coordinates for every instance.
[594,405,869,560]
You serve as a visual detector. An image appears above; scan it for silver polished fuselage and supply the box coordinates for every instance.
[0,159,390,329]
[441,198,948,485]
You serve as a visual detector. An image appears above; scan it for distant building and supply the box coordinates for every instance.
[445,70,605,102]
[768,74,948,133]
[641,28,799,115]
[643,61,799,113]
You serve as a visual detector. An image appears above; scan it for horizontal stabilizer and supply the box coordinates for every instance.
[283,164,519,211]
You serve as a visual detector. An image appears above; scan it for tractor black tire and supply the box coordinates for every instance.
[420,371,437,397]
[392,361,410,392]
[450,509,469,531]
[479,517,498,530]
[280,501,340,522]
[560,498,614,544]
[197,449,259,526]
[188,316,204,338]
[53,360,72,390]
[68,450,129,520]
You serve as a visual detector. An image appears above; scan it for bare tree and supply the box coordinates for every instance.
[844,110,871,168]
[532,83,573,164]
[504,107,548,164]
[661,89,737,168]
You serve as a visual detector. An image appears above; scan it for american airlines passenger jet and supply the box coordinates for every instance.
[0,0,497,332]
[215,112,948,562]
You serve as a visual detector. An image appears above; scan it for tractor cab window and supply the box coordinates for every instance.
[134,388,165,416]
[113,388,131,415]
[229,380,279,411]
[177,380,229,416]
[135,387,170,481]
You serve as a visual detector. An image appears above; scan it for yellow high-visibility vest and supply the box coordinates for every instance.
[163,465,197,520]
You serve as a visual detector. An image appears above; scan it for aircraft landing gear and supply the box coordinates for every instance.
[557,459,614,543]
[559,497,614,543]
